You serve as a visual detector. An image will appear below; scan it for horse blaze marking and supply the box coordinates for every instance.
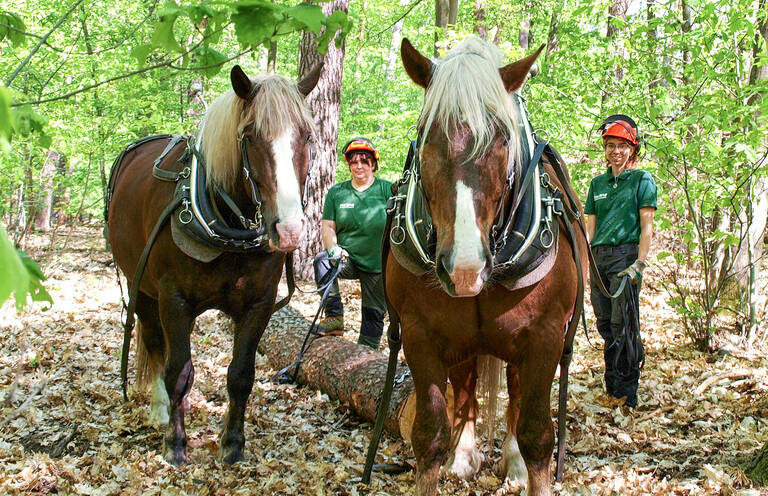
[452,180,483,270]
[272,128,302,223]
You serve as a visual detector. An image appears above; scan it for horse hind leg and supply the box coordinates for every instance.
[134,294,169,429]
[445,357,482,480]
[501,365,528,484]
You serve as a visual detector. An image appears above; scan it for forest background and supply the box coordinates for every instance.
[1,0,767,362]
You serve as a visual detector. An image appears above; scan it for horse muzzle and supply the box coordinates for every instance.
[436,251,491,297]
[269,217,305,252]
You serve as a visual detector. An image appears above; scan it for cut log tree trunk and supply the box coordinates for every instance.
[259,306,454,441]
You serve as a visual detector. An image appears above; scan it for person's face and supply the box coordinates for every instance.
[603,136,635,169]
[347,152,376,183]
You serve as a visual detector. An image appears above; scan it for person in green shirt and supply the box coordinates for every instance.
[312,137,392,349]
[585,115,657,408]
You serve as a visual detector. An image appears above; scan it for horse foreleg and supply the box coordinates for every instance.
[405,342,450,496]
[220,302,272,465]
[159,293,195,466]
[446,357,482,479]
[501,365,527,483]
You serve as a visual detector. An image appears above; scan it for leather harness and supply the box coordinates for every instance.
[105,134,297,400]
[363,103,588,482]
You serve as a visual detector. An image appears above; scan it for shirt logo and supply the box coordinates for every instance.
[594,193,608,201]
[340,203,355,209]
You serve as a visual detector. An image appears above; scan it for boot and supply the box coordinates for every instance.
[312,315,344,336]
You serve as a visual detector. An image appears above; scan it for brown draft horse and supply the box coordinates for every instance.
[389,38,587,495]
[106,65,321,465]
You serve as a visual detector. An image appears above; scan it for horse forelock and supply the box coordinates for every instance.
[199,74,316,194]
[418,37,522,172]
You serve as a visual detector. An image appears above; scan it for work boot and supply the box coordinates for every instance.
[357,334,381,349]
[313,315,344,336]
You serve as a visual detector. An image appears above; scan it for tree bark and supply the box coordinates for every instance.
[294,0,350,280]
[434,0,458,55]
[386,18,404,81]
[604,0,628,103]
[267,41,277,74]
[545,0,563,60]
[258,306,451,440]
[34,150,59,232]
[474,0,487,40]
[354,0,367,82]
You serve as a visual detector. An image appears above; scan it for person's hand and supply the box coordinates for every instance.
[617,260,646,282]
[326,245,347,260]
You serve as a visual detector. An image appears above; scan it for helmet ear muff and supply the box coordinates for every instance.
[599,114,644,158]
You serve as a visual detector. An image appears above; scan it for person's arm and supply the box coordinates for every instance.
[637,207,655,263]
[585,214,596,243]
[321,219,338,251]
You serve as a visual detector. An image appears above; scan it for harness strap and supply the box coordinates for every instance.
[152,135,188,181]
[362,209,403,484]
[120,196,182,401]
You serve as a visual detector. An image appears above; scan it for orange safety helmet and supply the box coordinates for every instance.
[342,137,380,167]
[599,114,643,154]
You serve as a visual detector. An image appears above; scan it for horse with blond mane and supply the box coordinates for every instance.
[106,64,321,465]
[385,38,587,495]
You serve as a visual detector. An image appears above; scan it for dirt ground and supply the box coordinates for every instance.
[1,227,768,495]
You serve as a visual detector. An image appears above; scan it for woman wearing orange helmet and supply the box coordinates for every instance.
[585,115,657,408]
[312,137,392,349]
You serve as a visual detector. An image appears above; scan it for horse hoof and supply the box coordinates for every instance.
[221,445,244,465]
[163,447,187,466]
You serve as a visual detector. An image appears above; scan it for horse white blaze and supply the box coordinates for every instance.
[271,128,305,250]
[450,181,485,296]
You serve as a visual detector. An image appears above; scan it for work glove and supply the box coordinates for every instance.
[617,260,646,283]
[326,245,347,261]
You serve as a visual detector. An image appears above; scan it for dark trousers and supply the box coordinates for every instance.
[590,243,642,407]
[313,251,386,343]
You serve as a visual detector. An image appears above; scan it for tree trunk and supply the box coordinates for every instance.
[603,0,628,104]
[386,18,404,81]
[294,0,350,280]
[545,0,563,60]
[35,150,59,232]
[259,306,452,440]
[267,41,277,74]
[647,0,658,98]
[519,18,531,50]
[474,0,487,39]
[354,0,367,82]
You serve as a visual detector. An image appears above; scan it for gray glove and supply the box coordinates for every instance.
[617,259,646,282]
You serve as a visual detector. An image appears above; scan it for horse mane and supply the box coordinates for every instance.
[419,37,522,168]
[198,74,316,194]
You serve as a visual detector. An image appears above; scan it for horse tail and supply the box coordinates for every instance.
[135,321,151,391]
[477,354,505,444]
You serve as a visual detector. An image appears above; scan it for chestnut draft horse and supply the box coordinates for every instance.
[106,65,321,465]
[387,39,588,495]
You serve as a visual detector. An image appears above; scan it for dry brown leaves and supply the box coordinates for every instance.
[1,228,767,495]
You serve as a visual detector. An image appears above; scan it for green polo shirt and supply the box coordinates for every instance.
[585,168,657,247]
[322,177,393,273]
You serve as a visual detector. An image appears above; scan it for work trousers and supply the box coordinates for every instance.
[590,243,642,407]
[313,251,386,346]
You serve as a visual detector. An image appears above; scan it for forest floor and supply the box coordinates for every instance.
[1,227,768,495]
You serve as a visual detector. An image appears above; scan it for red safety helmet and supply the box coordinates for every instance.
[342,137,380,165]
[599,114,643,154]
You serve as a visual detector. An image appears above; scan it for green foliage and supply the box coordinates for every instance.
[0,10,26,47]
[0,226,52,312]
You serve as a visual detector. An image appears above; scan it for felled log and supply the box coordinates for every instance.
[259,306,453,441]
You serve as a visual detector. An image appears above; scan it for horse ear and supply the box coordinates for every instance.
[498,44,544,93]
[401,38,433,88]
[231,65,252,100]
[297,62,324,97]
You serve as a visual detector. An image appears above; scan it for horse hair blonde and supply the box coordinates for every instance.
[198,74,316,194]
[419,37,522,168]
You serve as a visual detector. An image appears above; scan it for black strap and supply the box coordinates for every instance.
[362,208,403,484]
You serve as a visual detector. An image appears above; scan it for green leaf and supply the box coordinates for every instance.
[0,227,51,312]
[131,45,152,67]
[0,11,26,47]
[195,46,227,77]
[150,11,184,53]
[284,4,324,33]
[232,5,279,47]
[0,86,13,148]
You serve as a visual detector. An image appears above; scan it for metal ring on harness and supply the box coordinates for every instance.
[390,224,406,245]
